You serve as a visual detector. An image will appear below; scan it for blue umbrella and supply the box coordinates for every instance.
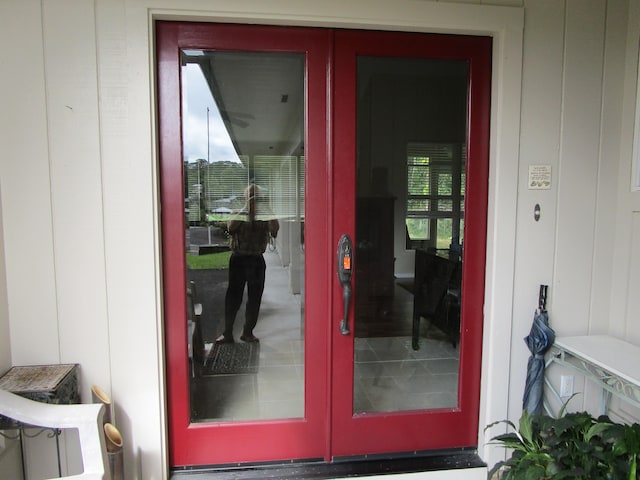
[522,285,555,416]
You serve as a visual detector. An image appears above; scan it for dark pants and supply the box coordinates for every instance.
[223,253,266,338]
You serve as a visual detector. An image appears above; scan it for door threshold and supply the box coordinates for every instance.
[170,449,486,479]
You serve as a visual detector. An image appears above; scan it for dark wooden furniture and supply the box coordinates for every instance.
[355,196,396,336]
[356,196,396,299]
[412,249,461,350]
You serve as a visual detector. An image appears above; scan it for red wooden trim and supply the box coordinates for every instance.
[157,22,191,464]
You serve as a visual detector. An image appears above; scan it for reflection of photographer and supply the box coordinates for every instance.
[216,184,279,344]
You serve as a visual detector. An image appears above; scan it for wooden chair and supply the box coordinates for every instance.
[412,249,461,350]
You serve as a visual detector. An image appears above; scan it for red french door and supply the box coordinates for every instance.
[330,29,491,456]
[157,21,490,468]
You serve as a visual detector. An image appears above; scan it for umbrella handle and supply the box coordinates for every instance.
[539,284,548,312]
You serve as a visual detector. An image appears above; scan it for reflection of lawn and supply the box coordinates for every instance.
[186,251,231,270]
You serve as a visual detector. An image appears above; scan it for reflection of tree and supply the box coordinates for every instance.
[184,160,249,225]
[204,161,249,211]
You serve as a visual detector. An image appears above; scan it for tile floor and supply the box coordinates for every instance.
[354,336,459,413]
[189,249,459,423]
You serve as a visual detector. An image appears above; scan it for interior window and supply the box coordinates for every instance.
[405,142,465,255]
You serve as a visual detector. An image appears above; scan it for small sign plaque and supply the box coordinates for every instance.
[528,165,552,190]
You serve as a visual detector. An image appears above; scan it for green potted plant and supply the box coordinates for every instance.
[485,403,640,479]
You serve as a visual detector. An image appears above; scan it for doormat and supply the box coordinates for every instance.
[203,342,260,376]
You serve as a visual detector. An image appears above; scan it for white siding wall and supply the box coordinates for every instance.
[1,0,638,478]
[508,0,640,424]
[507,0,620,420]
[0,0,59,366]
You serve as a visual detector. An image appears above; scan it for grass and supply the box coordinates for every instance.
[186,251,232,270]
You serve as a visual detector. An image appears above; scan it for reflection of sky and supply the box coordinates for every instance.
[181,63,241,164]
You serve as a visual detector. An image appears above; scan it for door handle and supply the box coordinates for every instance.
[337,234,353,335]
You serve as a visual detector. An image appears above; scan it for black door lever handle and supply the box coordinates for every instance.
[340,282,352,335]
[337,234,353,335]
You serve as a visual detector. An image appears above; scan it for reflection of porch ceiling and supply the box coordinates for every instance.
[183,50,468,163]
[194,51,305,160]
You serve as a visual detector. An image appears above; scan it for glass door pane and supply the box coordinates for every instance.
[354,56,468,414]
[180,50,305,422]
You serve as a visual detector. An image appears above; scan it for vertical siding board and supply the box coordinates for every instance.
[590,0,628,336]
[508,0,564,421]
[626,213,640,343]
[0,0,60,366]
[554,0,606,333]
[42,0,111,395]
[96,0,167,477]
[609,0,640,342]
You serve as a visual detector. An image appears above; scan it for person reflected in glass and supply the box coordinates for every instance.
[216,184,279,344]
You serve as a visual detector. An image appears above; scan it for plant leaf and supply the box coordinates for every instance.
[557,393,580,417]
[519,410,535,447]
[487,460,506,479]
[523,464,546,480]
[489,433,527,451]
[585,422,613,442]
[485,418,519,433]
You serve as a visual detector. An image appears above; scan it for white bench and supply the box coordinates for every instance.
[545,335,640,416]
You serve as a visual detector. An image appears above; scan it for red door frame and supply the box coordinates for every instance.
[157,21,491,468]
[331,29,491,456]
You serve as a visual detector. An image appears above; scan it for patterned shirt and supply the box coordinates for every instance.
[230,219,274,255]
